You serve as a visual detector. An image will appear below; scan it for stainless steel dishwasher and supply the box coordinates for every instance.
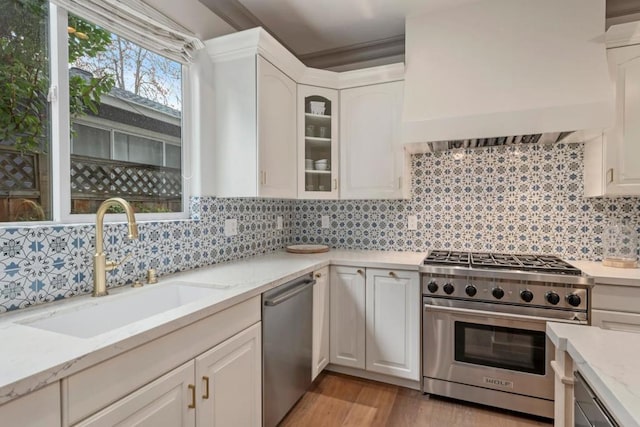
[262,274,315,427]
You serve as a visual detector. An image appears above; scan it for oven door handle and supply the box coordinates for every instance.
[423,303,586,325]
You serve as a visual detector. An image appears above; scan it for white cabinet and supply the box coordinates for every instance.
[340,81,409,199]
[330,266,366,369]
[365,269,420,380]
[258,57,297,198]
[65,297,261,426]
[312,267,330,380]
[585,43,640,197]
[329,266,420,381]
[75,361,196,427]
[78,323,261,427]
[298,85,339,199]
[211,53,296,198]
[0,383,60,427]
[195,323,261,427]
[591,282,640,333]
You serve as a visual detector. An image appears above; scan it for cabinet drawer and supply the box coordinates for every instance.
[65,296,260,425]
[592,284,640,313]
[0,383,60,427]
[592,309,640,333]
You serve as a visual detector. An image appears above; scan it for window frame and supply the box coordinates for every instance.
[32,3,191,226]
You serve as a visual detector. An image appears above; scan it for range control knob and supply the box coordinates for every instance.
[443,283,455,295]
[465,285,477,297]
[427,281,438,293]
[546,291,561,305]
[492,287,505,299]
[566,293,582,307]
[520,290,534,303]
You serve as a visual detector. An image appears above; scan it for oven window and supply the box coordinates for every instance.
[454,322,546,375]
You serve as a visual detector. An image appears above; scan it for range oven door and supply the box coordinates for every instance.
[423,298,556,401]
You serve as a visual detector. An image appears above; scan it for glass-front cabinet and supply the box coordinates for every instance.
[297,85,339,199]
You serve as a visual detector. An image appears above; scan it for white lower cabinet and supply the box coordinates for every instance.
[312,267,330,380]
[365,269,420,380]
[330,266,420,381]
[330,266,366,369]
[0,382,60,427]
[592,283,640,333]
[75,361,196,427]
[65,297,261,427]
[195,323,261,427]
[76,323,261,427]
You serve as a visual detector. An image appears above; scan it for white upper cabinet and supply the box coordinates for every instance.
[210,53,296,198]
[340,81,409,199]
[206,29,406,200]
[258,57,298,198]
[298,86,339,199]
[585,41,640,196]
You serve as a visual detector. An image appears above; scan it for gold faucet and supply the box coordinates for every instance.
[93,198,139,297]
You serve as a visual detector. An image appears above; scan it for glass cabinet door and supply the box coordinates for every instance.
[298,86,338,199]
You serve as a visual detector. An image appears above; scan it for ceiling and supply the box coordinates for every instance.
[197,0,640,70]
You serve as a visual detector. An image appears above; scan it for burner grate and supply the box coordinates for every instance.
[424,251,582,275]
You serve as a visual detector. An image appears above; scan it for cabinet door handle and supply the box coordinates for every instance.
[607,168,614,184]
[202,376,210,399]
[398,177,402,189]
[333,178,338,190]
[188,384,196,409]
[263,171,267,186]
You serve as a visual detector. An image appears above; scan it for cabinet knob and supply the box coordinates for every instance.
[388,271,397,278]
[315,273,322,278]
[357,269,364,275]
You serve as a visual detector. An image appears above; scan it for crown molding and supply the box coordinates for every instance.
[299,35,405,70]
[198,0,297,54]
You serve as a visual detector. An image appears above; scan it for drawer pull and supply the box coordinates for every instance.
[188,384,196,409]
[202,376,210,399]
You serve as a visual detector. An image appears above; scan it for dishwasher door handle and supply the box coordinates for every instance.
[264,280,316,306]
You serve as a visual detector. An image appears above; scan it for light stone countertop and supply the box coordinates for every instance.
[547,322,640,427]
[0,249,426,406]
[569,260,640,287]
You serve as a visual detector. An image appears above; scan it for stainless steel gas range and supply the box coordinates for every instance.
[420,251,593,419]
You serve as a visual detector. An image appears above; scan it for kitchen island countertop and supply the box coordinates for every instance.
[547,322,640,427]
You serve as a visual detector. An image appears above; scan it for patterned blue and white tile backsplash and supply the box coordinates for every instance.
[0,198,294,312]
[1,142,639,313]
[293,143,640,258]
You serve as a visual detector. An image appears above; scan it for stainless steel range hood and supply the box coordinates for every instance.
[402,0,613,150]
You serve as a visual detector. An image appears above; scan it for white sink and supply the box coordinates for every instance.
[21,284,220,338]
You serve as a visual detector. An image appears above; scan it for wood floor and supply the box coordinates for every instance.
[280,372,552,427]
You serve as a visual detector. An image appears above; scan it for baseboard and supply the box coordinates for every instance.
[325,364,421,390]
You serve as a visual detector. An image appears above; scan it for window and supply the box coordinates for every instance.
[0,1,190,222]
[67,14,184,215]
[0,0,52,222]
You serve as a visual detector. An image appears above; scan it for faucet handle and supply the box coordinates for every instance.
[106,252,134,272]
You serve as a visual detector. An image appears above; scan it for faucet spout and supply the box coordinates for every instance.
[93,198,139,297]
